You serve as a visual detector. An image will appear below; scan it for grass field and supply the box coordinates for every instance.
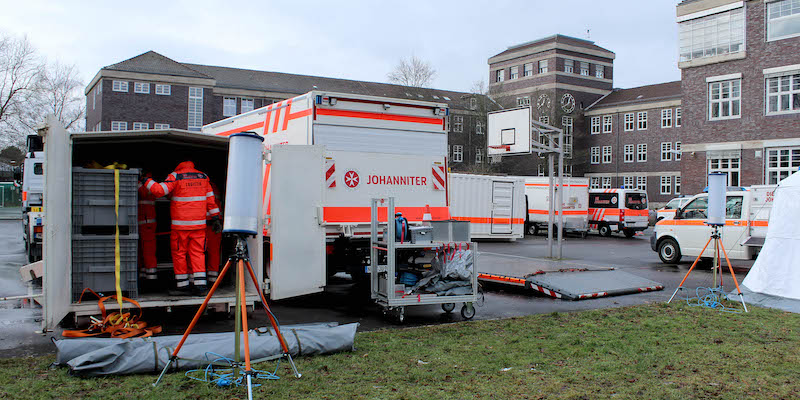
[1,303,798,399]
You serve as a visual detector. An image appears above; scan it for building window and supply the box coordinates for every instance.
[661,142,673,161]
[112,80,128,92]
[452,145,463,162]
[538,60,548,74]
[675,142,682,161]
[595,66,604,79]
[675,107,682,127]
[539,116,549,125]
[580,62,589,76]
[563,164,572,177]
[602,115,612,133]
[188,87,203,131]
[675,176,681,194]
[590,146,600,164]
[470,97,477,110]
[132,122,149,130]
[523,63,533,77]
[766,73,800,114]
[602,177,612,189]
[453,115,463,132]
[154,123,170,129]
[94,122,101,132]
[562,116,573,158]
[709,79,741,120]
[590,117,601,134]
[476,120,484,135]
[564,59,574,73]
[624,113,635,131]
[637,144,647,162]
[637,176,647,191]
[766,147,800,184]
[602,146,612,164]
[496,70,504,82]
[134,82,149,94]
[155,84,171,95]
[661,109,673,128]
[637,111,647,130]
[537,164,546,177]
[590,177,600,189]
[768,0,800,41]
[517,96,530,106]
[708,157,741,186]
[241,98,254,113]
[623,176,634,189]
[475,149,484,164]
[510,66,519,80]
[223,97,237,117]
[111,121,127,131]
[660,176,672,195]
[679,7,744,62]
[624,144,634,163]
[92,87,96,110]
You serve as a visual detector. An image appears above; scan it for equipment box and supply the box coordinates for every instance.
[431,220,470,242]
[71,234,139,301]
[409,226,432,244]
[72,167,139,234]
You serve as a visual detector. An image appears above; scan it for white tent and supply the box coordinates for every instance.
[742,171,800,300]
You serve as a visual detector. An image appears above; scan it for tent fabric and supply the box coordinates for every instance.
[741,171,800,301]
[54,322,358,376]
[728,286,800,313]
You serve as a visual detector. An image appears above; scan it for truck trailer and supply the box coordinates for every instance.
[523,177,589,237]
[448,173,525,240]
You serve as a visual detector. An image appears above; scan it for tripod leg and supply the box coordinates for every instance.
[153,259,234,387]
[239,260,252,372]
[668,235,714,303]
[718,240,748,313]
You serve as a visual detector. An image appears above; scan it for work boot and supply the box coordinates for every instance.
[168,286,193,297]
[192,285,209,297]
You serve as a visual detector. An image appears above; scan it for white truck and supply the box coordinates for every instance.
[448,173,525,240]
[651,186,774,264]
[523,177,589,237]
[20,134,45,262]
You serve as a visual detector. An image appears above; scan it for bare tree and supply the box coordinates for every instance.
[387,55,436,88]
[17,61,85,132]
[0,35,40,129]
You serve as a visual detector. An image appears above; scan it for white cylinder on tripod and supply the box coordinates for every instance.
[707,173,727,226]
[223,132,264,235]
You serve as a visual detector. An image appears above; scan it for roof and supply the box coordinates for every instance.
[587,81,682,109]
[491,34,614,59]
[102,51,211,79]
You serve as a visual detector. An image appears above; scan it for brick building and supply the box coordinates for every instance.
[84,51,493,170]
[583,81,683,203]
[677,0,800,194]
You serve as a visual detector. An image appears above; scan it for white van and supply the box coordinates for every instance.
[651,186,774,264]
[656,196,692,222]
[588,188,649,237]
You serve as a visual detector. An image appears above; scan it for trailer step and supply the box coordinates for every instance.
[479,269,664,300]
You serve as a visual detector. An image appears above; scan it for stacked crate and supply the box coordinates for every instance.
[71,167,140,301]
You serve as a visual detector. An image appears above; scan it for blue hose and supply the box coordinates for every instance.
[686,286,742,314]
[184,352,281,388]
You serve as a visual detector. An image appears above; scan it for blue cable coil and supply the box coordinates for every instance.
[686,286,742,314]
[185,352,281,388]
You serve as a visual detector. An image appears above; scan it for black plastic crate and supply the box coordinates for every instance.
[72,167,139,234]
[71,234,139,302]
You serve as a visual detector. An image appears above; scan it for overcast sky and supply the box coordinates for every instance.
[0,0,681,93]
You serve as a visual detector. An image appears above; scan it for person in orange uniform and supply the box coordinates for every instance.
[205,181,223,284]
[145,161,221,295]
[137,172,158,290]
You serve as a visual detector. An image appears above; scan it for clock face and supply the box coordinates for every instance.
[561,93,576,114]
[536,94,551,110]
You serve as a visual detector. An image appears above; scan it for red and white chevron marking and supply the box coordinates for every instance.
[637,285,664,292]
[432,163,445,190]
[529,284,562,299]
[325,158,336,188]
[578,291,609,299]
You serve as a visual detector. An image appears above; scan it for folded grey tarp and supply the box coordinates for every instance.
[54,322,358,376]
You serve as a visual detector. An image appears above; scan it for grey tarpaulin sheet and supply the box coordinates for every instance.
[54,322,358,376]
[526,269,664,300]
[728,285,800,314]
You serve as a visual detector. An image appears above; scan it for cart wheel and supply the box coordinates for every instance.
[396,307,405,323]
[461,303,475,320]
[441,303,456,313]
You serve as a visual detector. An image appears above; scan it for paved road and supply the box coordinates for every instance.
[0,221,753,358]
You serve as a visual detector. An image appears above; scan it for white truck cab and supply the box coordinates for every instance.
[21,134,45,262]
[651,186,774,264]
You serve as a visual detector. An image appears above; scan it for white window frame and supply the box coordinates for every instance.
[539,116,549,125]
[624,144,634,163]
[564,59,574,73]
[637,111,647,130]
[510,66,519,80]
[661,142,673,162]
[660,176,672,195]
[188,87,203,131]
[537,164,546,176]
[675,107,682,127]
[590,177,600,189]
[637,176,647,191]
[590,146,600,164]
[453,145,464,163]
[470,97,478,110]
[112,80,128,92]
[523,63,533,77]
[517,96,530,106]
[637,144,647,162]
[562,116,573,159]
[766,147,800,184]
[453,115,463,132]
[538,60,548,74]
[496,70,504,82]
[766,73,800,115]
[94,122,101,132]
[623,176,634,189]
[601,177,612,189]
[132,122,149,130]
[476,120,484,135]
[768,0,800,42]
[602,146,612,164]
[155,84,171,95]
[111,121,127,131]
[709,79,741,120]
[134,82,150,94]
[580,62,589,76]
[708,157,741,186]
[563,164,573,177]
[661,109,673,128]
[675,176,681,195]
[602,115,612,133]
[475,148,483,164]
[678,7,745,62]
[595,66,604,79]
[154,123,170,129]
[223,97,237,117]
[241,98,255,114]
[624,113,635,131]
[590,117,601,134]
[92,87,96,110]
[675,141,682,161]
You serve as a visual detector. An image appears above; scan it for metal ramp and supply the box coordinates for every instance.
[479,268,664,301]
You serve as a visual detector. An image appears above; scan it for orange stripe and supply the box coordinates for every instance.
[750,221,768,227]
[287,108,312,121]
[451,217,525,224]
[323,206,450,223]
[263,104,273,134]
[215,122,264,137]
[478,273,526,285]
[316,108,443,125]
[281,98,293,131]
[656,219,763,227]
[272,100,284,133]
[528,209,587,215]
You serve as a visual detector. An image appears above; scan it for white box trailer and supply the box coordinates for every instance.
[449,173,525,240]
[522,177,589,237]
[203,91,450,300]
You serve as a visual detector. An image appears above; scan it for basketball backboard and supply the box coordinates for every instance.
[487,106,531,156]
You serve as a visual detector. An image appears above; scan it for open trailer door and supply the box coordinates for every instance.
[268,145,326,300]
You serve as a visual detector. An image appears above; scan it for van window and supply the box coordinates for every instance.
[682,197,708,219]
[625,193,647,210]
[589,193,618,208]
[726,196,743,219]
[664,199,680,209]
[34,163,43,175]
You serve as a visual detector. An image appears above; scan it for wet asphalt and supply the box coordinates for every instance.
[0,217,752,358]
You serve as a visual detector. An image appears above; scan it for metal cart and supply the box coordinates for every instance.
[369,197,479,322]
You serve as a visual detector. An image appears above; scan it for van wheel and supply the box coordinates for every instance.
[599,224,612,237]
[623,229,636,238]
[658,238,682,264]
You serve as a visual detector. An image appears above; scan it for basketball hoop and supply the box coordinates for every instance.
[488,144,511,152]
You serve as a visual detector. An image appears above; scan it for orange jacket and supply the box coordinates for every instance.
[145,161,220,230]
[138,173,157,225]
[208,181,222,220]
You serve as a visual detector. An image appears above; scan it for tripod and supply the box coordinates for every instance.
[153,235,301,397]
[667,225,748,312]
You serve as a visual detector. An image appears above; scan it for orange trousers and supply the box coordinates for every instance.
[138,222,157,280]
[171,229,206,287]
[206,225,222,283]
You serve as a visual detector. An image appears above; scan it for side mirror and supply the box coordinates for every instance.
[12,167,21,182]
[674,209,683,219]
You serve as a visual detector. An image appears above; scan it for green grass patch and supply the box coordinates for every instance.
[1,303,798,399]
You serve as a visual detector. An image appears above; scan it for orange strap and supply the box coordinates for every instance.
[62,288,163,338]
